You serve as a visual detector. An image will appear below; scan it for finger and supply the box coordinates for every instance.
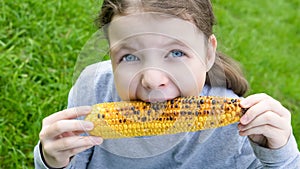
[44,136,102,152]
[43,106,92,126]
[240,93,270,108]
[238,111,288,131]
[240,94,290,124]
[41,120,94,140]
[60,131,86,137]
[241,93,290,117]
[239,124,285,139]
[238,124,290,148]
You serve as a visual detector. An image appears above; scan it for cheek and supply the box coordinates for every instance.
[113,65,140,100]
[189,60,207,94]
[192,67,207,94]
[166,60,207,96]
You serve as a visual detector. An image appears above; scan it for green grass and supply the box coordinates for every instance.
[0,0,299,168]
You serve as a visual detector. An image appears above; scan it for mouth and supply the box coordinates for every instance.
[136,89,181,103]
[142,95,182,103]
[144,98,174,103]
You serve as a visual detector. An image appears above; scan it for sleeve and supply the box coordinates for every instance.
[250,134,300,168]
[34,141,77,169]
[34,142,50,169]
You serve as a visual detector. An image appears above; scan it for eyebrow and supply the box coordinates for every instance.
[110,42,137,53]
[110,38,189,55]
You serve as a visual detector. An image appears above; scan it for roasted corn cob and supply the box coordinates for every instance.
[85,96,246,139]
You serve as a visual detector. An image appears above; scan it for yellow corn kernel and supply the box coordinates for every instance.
[85,96,247,139]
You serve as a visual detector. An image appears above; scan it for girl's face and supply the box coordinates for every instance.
[108,13,216,102]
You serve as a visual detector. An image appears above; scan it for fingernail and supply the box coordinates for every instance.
[92,137,103,144]
[78,107,92,115]
[238,124,245,131]
[240,114,248,124]
[82,106,92,112]
[240,99,248,107]
[83,122,94,130]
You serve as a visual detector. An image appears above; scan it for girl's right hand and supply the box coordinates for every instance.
[39,106,103,168]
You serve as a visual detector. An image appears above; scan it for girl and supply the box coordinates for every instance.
[34,0,300,168]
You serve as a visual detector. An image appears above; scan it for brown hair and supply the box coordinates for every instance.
[96,0,249,96]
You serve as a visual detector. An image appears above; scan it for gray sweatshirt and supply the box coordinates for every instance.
[34,60,300,169]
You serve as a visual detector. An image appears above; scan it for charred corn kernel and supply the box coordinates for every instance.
[85,96,247,139]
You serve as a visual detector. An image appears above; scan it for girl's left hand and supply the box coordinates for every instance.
[238,93,292,149]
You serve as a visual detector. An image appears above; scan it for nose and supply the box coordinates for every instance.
[141,69,169,90]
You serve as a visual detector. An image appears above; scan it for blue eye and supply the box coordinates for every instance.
[169,50,185,58]
[121,54,139,62]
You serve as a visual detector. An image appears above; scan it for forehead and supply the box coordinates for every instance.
[107,12,206,50]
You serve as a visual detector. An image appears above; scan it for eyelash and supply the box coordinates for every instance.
[167,49,186,58]
[120,54,140,62]
[119,49,187,63]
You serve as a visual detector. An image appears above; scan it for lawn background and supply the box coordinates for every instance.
[0,0,299,168]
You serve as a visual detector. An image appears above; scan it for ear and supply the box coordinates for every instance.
[206,34,217,72]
